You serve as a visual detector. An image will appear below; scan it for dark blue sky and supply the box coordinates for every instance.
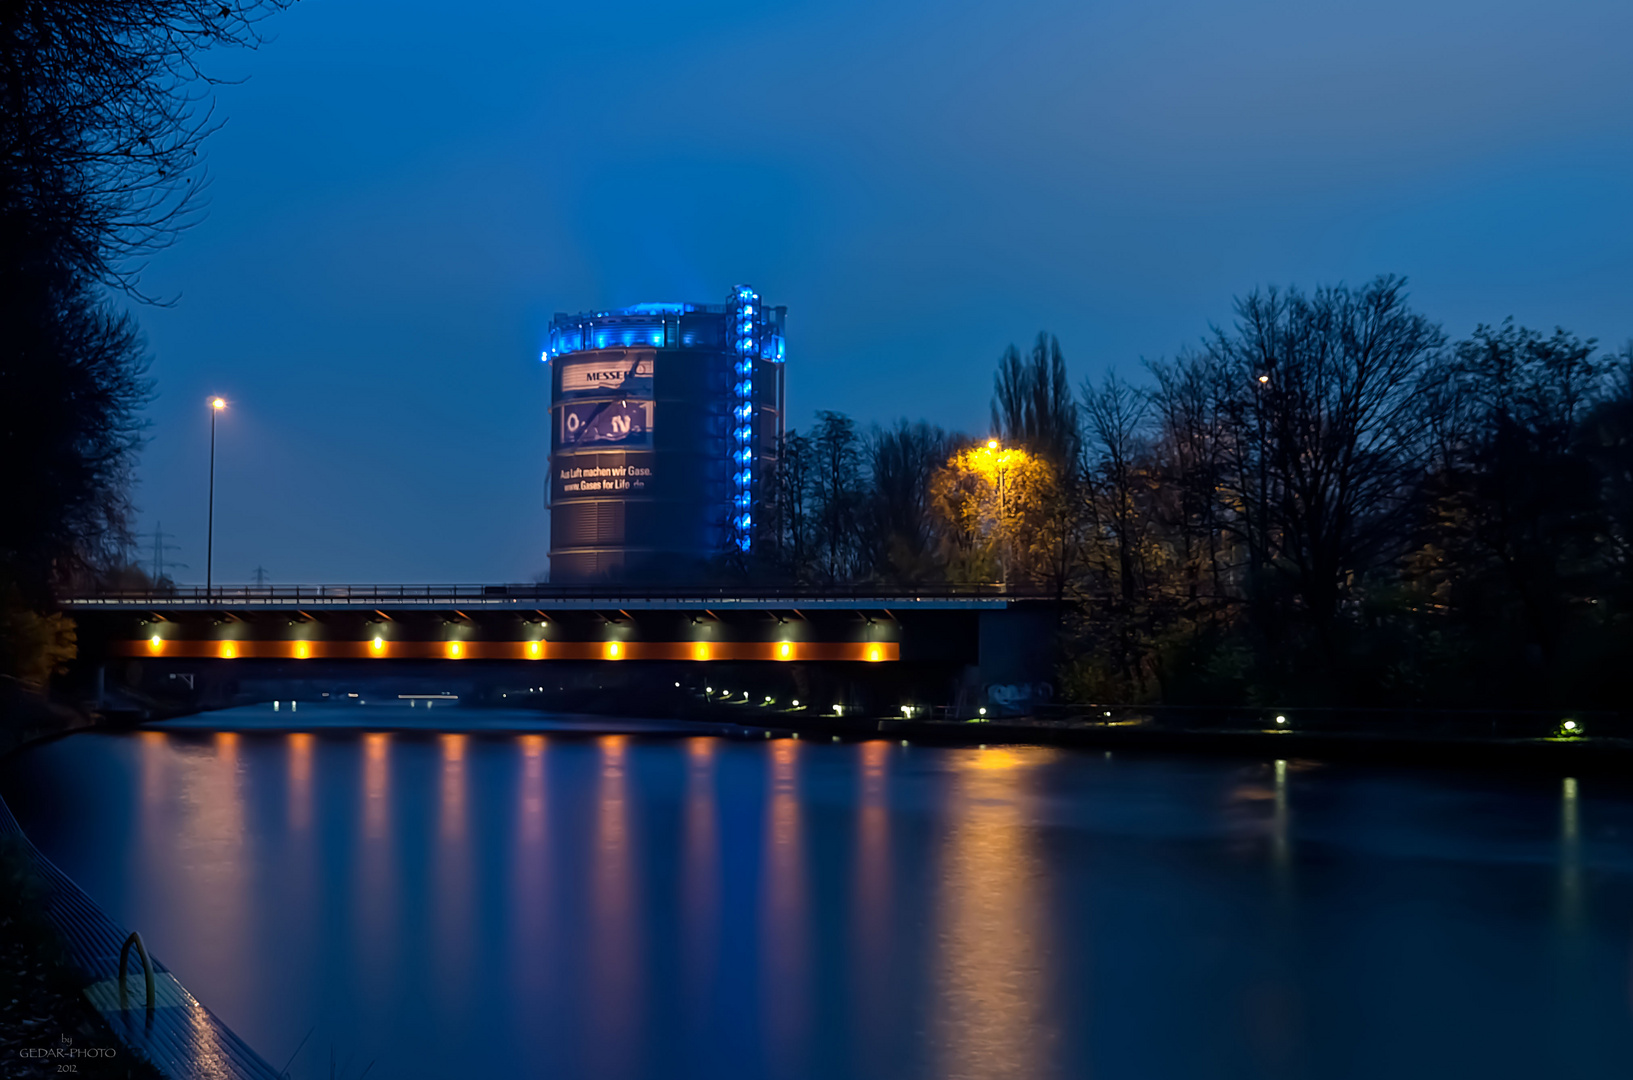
[129,0,1633,583]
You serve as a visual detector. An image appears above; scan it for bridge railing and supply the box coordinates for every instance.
[59,581,1049,604]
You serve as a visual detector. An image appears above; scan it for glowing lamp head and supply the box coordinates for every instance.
[986,439,999,451]
[1257,375,1270,385]
[867,645,882,662]
[148,635,162,649]
[448,641,463,658]
[294,642,310,659]
[210,397,226,411]
[371,636,384,651]
[792,699,800,707]
[777,641,792,660]
[1563,719,1579,733]
[978,706,987,716]
[219,642,237,659]
[1274,714,1287,725]
[528,641,542,657]
[693,642,710,661]
[606,641,622,660]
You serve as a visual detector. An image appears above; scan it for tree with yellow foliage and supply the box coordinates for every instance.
[929,440,1062,586]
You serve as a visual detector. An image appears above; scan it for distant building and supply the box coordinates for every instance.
[544,286,786,582]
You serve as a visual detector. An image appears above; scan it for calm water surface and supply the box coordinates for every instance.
[4,703,1633,1079]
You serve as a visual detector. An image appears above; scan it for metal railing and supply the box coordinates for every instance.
[59,581,1046,605]
[118,930,155,1015]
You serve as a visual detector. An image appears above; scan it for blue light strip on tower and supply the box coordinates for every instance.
[731,284,758,553]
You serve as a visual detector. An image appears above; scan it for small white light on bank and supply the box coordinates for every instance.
[706,686,713,694]
[792,699,800,707]
[901,740,909,747]
[833,704,843,715]
[1275,714,1287,725]
[1563,720,1578,732]
[978,707,987,716]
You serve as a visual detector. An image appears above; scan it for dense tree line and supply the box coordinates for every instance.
[0,1,285,684]
[752,276,1633,710]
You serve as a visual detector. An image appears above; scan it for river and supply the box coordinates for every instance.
[4,703,1632,1079]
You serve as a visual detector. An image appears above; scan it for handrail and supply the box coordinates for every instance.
[57,581,1050,604]
[118,930,156,1013]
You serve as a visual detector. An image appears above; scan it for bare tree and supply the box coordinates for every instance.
[1206,276,1445,663]
[992,332,1079,467]
[809,411,865,582]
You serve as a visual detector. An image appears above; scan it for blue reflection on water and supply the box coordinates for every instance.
[5,704,1633,1079]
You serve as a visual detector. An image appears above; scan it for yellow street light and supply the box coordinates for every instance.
[206,396,229,598]
[986,438,999,450]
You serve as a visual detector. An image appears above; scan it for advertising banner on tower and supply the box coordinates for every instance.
[558,354,654,397]
[556,399,654,450]
[551,451,655,502]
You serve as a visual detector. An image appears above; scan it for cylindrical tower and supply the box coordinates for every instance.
[544,286,786,582]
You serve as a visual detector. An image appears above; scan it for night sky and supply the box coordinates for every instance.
[128,0,1633,583]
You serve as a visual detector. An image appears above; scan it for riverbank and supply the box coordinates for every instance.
[1,688,283,1080]
[0,679,99,757]
[134,695,1633,778]
[0,687,157,1078]
[0,834,163,1079]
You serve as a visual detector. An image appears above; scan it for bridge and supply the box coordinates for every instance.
[63,583,1059,716]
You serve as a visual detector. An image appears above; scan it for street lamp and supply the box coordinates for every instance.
[207,397,226,599]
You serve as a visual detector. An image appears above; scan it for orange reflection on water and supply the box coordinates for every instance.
[434,733,475,1017]
[511,735,551,999]
[934,746,1056,1080]
[440,733,467,841]
[353,732,397,1018]
[519,735,547,845]
[683,737,719,1020]
[362,733,390,839]
[762,739,810,1070]
[164,730,250,988]
[589,734,639,1080]
[851,741,893,1062]
[287,733,313,832]
[138,729,168,825]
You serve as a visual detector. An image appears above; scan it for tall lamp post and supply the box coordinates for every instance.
[206,397,226,599]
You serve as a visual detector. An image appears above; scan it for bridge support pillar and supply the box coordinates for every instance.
[978,604,1060,713]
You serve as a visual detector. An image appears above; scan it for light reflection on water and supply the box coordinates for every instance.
[591,733,640,1080]
[761,738,809,1076]
[934,746,1055,1080]
[6,708,1633,1080]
